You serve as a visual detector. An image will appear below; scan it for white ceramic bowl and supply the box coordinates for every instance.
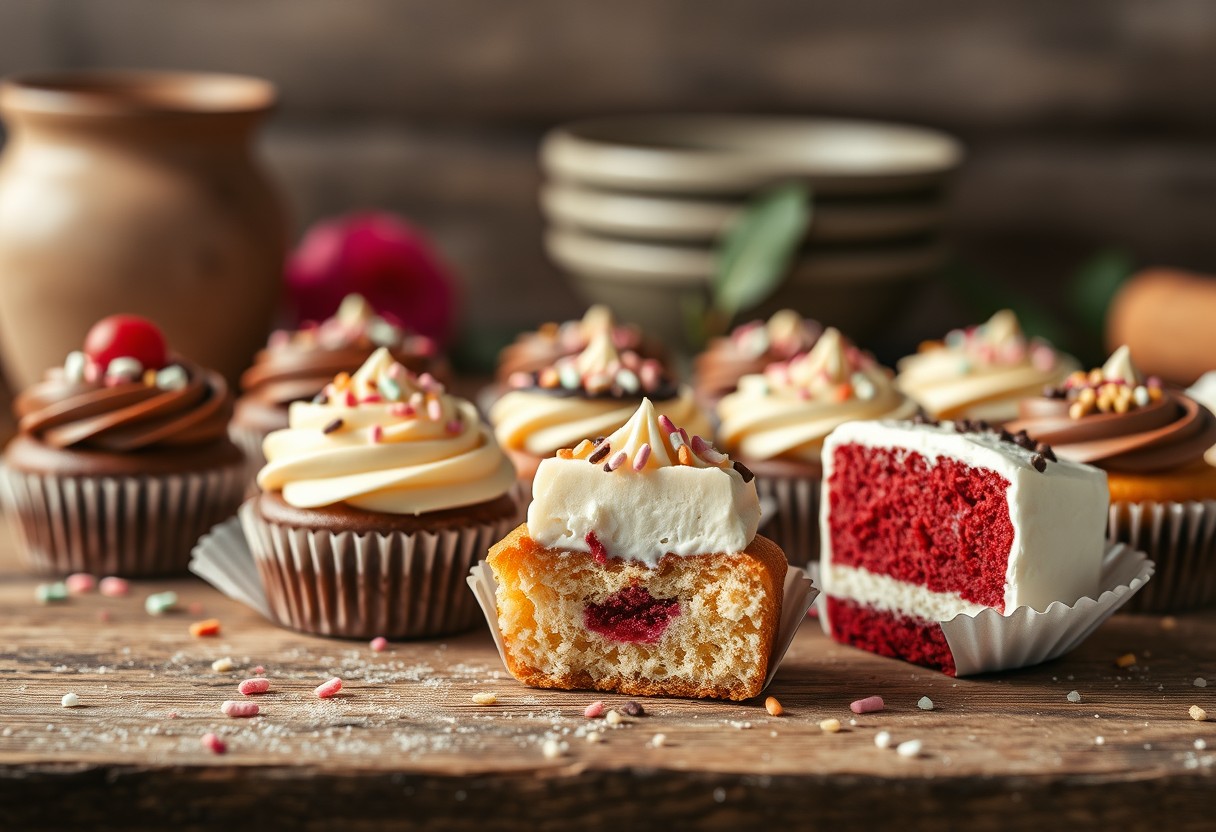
[542,115,963,197]
[541,182,947,244]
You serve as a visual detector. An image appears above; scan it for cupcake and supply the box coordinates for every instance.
[231,294,446,477]
[488,398,785,700]
[693,309,821,408]
[245,347,517,638]
[490,327,708,496]
[1007,346,1216,611]
[1,315,245,576]
[717,327,917,569]
[896,309,1078,423]
[494,304,665,385]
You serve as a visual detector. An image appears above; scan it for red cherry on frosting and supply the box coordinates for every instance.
[83,315,168,371]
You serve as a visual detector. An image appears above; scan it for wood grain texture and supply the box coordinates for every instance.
[0,519,1213,829]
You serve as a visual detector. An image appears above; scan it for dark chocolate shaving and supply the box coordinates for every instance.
[1030,453,1047,472]
[588,442,611,464]
[733,460,755,483]
[1035,442,1057,462]
[322,418,344,434]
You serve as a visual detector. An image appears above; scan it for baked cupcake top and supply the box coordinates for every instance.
[526,398,761,567]
[694,309,822,401]
[258,348,514,514]
[491,327,708,458]
[13,315,232,453]
[239,294,443,410]
[896,309,1078,422]
[717,327,917,465]
[495,304,662,383]
[1006,346,1216,473]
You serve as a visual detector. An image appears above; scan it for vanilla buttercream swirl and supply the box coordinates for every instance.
[16,360,232,452]
[257,348,514,514]
[717,328,916,464]
[896,310,1077,421]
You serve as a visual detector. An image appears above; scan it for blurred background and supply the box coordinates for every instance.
[1,0,1214,369]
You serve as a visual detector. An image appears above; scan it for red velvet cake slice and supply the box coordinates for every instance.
[820,419,1108,675]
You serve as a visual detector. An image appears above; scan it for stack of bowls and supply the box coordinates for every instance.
[539,115,963,348]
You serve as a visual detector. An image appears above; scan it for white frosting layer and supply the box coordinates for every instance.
[820,420,1109,614]
[824,564,987,620]
[526,399,760,567]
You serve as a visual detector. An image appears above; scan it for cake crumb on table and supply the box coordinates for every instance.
[211,657,235,673]
[1196,739,1208,751]
[1095,736,1105,746]
[586,731,602,744]
[622,701,645,717]
[60,693,80,708]
[819,718,841,734]
[1067,690,1082,703]
[896,739,923,758]
[1189,705,1207,722]
[605,709,623,726]
[765,696,783,716]
[471,692,497,706]
[649,733,667,748]
[874,731,892,749]
[542,738,563,759]
[1194,678,1208,688]
[1114,653,1137,668]
[917,696,934,711]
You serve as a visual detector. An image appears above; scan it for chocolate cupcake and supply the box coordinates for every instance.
[490,327,708,501]
[495,304,665,385]
[716,327,917,569]
[244,347,517,639]
[897,310,1078,423]
[1008,346,1216,611]
[232,294,446,480]
[1,315,245,576]
[693,309,821,409]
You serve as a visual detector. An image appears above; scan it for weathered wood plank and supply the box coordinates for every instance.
[0,516,1213,829]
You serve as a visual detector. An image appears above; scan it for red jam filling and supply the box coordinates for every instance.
[585,530,611,564]
[583,586,681,644]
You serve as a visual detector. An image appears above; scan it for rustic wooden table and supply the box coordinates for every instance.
[1,519,1213,831]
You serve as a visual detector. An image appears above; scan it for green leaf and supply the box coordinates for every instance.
[712,183,811,320]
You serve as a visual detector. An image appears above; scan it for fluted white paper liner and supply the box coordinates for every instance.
[1110,499,1216,612]
[466,561,819,695]
[0,463,245,577]
[191,503,519,640]
[822,543,1154,677]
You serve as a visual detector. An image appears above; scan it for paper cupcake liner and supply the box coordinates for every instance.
[0,462,246,577]
[228,424,268,498]
[1109,499,1216,612]
[192,501,519,639]
[468,559,819,695]
[822,543,1154,676]
[754,473,821,570]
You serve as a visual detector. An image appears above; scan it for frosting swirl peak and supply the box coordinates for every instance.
[258,348,514,514]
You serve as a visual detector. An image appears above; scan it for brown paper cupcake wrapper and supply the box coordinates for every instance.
[754,472,821,570]
[1109,499,1216,612]
[0,462,246,577]
[467,560,819,694]
[191,502,519,639]
[228,424,269,498]
[822,543,1154,676]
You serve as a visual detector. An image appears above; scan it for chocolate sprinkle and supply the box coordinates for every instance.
[622,701,646,717]
[733,460,755,483]
[1035,442,1057,462]
[1013,430,1035,450]
[322,418,344,435]
[588,442,611,464]
[1043,385,1067,399]
[1030,453,1047,473]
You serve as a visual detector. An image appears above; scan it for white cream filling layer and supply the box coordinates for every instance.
[823,564,987,621]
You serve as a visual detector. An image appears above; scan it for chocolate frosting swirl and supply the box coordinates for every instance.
[15,362,233,452]
[1007,391,1216,473]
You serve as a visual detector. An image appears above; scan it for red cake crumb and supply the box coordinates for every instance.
[828,443,1014,611]
[584,586,681,644]
[826,596,956,676]
[585,531,610,565]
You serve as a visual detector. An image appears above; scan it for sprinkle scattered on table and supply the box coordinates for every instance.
[896,739,923,758]
[765,696,784,716]
[471,691,497,705]
[221,700,259,718]
[145,591,178,615]
[201,733,227,754]
[1114,653,1136,668]
[917,696,934,711]
[851,696,884,714]
[1067,690,1082,703]
[35,582,68,604]
[238,678,270,696]
[98,576,129,597]
[874,731,892,749]
[819,718,841,734]
[211,657,235,673]
[369,636,388,652]
[315,677,343,699]
[1194,677,1208,688]
[60,692,80,708]
[189,619,221,638]
[584,700,605,719]
[65,573,96,594]
[1189,705,1207,722]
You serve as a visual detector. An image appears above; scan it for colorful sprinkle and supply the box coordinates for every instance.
[145,592,178,615]
[370,425,384,444]
[156,364,188,391]
[584,700,606,719]
[221,700,260,718]
[658,414,678,434]
[606,451,628,472]
[35,582,69,604]
[322,418,345,434]
[588,442,611,464]
[677,446,693,466]
[315,677,343,699]
[850,696,885,714]
[896,739,923,758]
[238,678,271,696]
[64,351,88,383]
[389,403,414,418]
[917,696,934,711]
[445,418,462,435]
[733,460,755,483]
[60,692,81,708]
[370,636,389,652]
[211,657,235,673]
[189,619,221,638]
[633,443,651,471]
[765,697,784,716]
[201,732,227,754]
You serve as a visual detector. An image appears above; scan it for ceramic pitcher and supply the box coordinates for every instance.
[0,71,286,389]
